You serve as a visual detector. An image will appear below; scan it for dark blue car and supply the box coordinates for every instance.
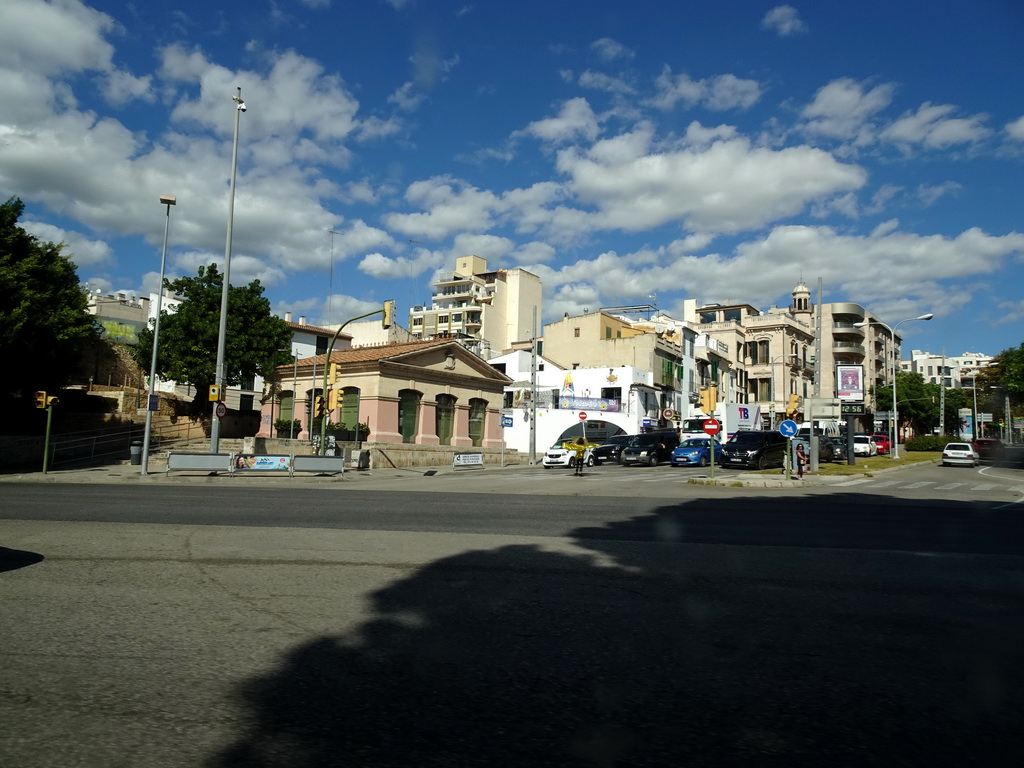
[670,437,724,467]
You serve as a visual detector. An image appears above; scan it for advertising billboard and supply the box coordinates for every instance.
[836,364,864,401]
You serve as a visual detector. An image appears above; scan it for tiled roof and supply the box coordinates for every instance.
[280,337,453,370]
[287,320,348,336]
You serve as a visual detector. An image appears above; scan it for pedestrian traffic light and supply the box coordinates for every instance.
[786,393,803,417]
[313,395,325,418]
[382,299,395,329]
[34,390,47,409]
[698,385,717,415]
[328,388,339,410]
[329,362,339,385]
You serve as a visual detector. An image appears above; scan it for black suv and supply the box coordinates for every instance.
[620,431,680,466]
[591,434,634,464]
[721,430,788,469]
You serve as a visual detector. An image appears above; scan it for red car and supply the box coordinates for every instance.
[871,434,891,455]
[972,438,1005,461]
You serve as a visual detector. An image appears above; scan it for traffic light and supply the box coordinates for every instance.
[328,388,339,411]
[35,390,47,409]
[329,362,339,385]
[786,393,803,417]
[382,299,395,329]
[313,395,325,418]
[698,385,717,415]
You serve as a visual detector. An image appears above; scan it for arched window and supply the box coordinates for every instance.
[468,398,487,447]
[399,390,421,444]
[435,394,456,446]
[340,387,360,429]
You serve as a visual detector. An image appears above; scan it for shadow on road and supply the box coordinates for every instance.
[206,493,1024,767]
[0,546,45,572]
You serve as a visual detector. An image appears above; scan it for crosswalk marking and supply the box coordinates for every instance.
[971,484,996,491]
[901,482,934,489]
[835,478,872,486]
[935,483,965,490]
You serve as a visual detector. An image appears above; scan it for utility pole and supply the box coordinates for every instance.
[529,306,538,465]
[939,349,946,436]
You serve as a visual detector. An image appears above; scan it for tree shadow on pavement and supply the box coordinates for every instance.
[0,546,45,572]
[207,493,1024,767]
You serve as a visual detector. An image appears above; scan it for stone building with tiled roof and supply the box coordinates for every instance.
[257,337,512,448]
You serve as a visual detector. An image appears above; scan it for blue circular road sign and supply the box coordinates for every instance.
[778,419,799,437]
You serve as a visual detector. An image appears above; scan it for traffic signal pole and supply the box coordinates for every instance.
[317,302,394,455]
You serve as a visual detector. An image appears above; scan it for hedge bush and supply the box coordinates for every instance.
[904,434,957,451]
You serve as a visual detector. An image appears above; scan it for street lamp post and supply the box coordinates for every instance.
[768,352,798,428]
[141,194,176,475]
[855,313,933,459]
[210,86,246,454]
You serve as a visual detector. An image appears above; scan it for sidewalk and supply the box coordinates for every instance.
[0,455,533,487]
[0,455,926,488]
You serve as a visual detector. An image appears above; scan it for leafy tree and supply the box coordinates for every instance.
[0,197,97,400]
[134,264,292,415]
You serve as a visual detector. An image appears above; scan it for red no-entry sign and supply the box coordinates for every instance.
[579,411,587,420]
[703,418,721,435]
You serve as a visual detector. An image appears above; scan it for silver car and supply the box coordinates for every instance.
[941,442,979,467]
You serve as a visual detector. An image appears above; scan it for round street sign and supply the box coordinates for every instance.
[579,411,587,420]
[703,418,721,435]
[662,408,676,420]
[215,402,227,419]
[778,419,798,437]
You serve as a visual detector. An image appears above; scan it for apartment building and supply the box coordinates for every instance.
[540,310,698,426]
[407,255,542,358]
[902,350,994,388]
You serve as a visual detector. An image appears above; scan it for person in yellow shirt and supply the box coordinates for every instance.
[562,438,588,476]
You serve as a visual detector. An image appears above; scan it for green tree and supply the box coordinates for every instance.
[134,264,292,415]
[0,197,96,400]
[885,371,941,438]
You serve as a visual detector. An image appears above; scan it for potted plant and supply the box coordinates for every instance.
[274,418,301,438]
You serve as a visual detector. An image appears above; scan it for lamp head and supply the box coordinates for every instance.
[917,313,934,321]
[159,195,176,206]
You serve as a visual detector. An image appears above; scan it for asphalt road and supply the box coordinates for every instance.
[3,482,1024,767]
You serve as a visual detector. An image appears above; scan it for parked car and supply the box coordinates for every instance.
[825,436,848,463]
[972,438,1005,461]
[852,435,878,457]
[542,440,599,469]
[941,442,980,467]
[720,430,788,469]
[670,437,723,467]
[871,434,891,455]
[792,436,834,463]
[620,431,680,466]
[591,434,635,465]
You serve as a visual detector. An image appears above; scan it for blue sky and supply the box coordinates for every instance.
[2,0,1023,358]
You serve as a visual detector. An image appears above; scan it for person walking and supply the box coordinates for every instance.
[563,438,588,476]
[795,442,808,479]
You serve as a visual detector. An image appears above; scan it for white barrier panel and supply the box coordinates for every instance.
[293,455,346,475]
[453,451,485,470]
[166,452,233,473]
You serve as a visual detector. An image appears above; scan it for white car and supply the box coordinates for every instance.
[542,441,597,468]
[852,435,878,457]
[941,442,979,467]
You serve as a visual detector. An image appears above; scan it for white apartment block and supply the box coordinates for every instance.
[407,255,542,359]
[902,350,994,388]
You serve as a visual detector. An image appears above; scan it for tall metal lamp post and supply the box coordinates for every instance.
[210,86,246,453]
[141,194,176,475]
[855,313,933,458]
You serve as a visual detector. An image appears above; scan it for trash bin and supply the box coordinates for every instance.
[357,450,370,470]
[129,440,143,465]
